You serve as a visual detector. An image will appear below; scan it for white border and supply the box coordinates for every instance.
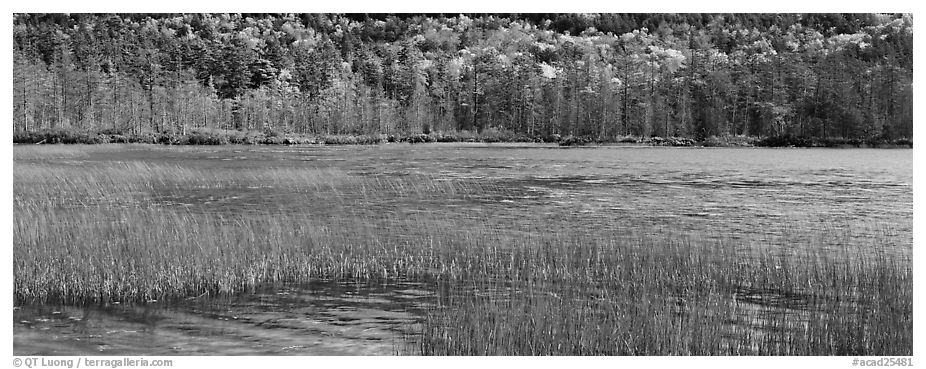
[5,6,921,368]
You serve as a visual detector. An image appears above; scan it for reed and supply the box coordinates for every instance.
[417,237,911,355]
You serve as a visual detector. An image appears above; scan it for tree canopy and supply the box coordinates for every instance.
[13,13,913,140]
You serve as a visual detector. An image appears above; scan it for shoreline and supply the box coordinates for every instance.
[12,129,913,149]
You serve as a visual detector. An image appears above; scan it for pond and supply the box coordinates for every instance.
[13,143,913,355]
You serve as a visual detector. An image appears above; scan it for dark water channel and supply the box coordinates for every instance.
[14,144,913,355]
[15,280,434,355]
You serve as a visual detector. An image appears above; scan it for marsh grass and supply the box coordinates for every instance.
[13,146,912,355]
[418,238,911,355]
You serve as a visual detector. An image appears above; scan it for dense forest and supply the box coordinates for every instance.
[12,13,914,144]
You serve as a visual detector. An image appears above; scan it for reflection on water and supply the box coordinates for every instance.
[14,280,434,356]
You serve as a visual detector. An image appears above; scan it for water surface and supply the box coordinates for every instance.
[14,144,913,355]
[15,280,433,355]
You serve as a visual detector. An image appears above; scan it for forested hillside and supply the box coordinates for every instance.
[12,13,914,143]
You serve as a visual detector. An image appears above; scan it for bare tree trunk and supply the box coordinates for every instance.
[53,71,60,129]
[472,65,478,132]
[112,77,118,131]
[148,86,156,132]
[21,63,29,132]
[62,69,68,128]
[86,69,94,131]
[131,87,138,135]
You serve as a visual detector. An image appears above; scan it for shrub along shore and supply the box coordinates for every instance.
[12,128,913,148]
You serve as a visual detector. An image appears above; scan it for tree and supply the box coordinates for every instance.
[9,13,914,142]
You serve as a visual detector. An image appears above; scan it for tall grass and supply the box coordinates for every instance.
[418,237,911,355]
[13,145,912,355]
